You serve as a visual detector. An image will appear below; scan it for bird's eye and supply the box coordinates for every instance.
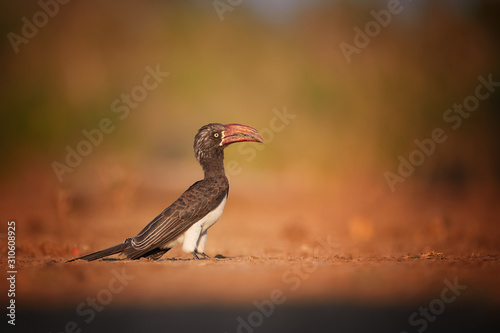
[214,133,220,138]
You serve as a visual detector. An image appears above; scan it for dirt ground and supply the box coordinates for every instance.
[1,163,499,332]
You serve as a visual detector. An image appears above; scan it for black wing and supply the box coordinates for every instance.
[122,175,229,259]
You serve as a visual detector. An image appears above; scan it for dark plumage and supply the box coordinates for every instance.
[68,123,263,262]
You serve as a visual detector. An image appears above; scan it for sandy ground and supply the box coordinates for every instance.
[1,165,499,332]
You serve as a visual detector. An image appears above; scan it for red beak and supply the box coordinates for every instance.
[221,124,264,146]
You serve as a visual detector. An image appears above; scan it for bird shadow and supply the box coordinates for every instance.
[157,254,234,262]
[98,254,234,262]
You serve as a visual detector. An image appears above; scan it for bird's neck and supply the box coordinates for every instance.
[200,151,226,179]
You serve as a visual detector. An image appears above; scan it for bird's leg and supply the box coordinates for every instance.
[192,252,201,260]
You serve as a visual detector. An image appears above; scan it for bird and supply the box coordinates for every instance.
[68,123,263,262]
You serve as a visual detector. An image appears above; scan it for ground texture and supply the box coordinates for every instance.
[1,168,499,332]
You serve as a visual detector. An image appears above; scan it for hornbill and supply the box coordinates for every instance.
[68,123,263,261]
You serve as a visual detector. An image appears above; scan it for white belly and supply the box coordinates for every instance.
[164,195,227,253]
[199,195,227,233]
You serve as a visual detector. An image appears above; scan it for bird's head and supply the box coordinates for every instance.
[194,123,263,164]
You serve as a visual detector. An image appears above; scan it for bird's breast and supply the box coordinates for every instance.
[199,194,227,233]
[162,194,228,250]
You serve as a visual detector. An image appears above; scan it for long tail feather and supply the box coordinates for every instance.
[68,243,128,262]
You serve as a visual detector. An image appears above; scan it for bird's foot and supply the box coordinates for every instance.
[199,252,211,259]
[192,252,210,260]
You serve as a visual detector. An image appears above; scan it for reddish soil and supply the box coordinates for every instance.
[1,164,499,332]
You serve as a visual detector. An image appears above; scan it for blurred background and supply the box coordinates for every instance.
[1,0,499,255]
[1,0,499,332]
